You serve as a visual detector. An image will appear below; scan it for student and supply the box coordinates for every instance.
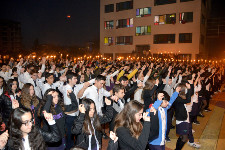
[71,98,113,150]
[109,84,125,132]
[20,83,41,126]
[142,79,158,111]
[0,107,61,150]
[0,79,20,126]
[173,83,192,150]
[109,100,151,150]
[146,87,181,150]
[39,88,77,150]
[38,73,64,97]
[0,76,6,96]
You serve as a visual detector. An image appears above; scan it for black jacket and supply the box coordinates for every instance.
[3,122,61,150]
[124,82,138,103]
[71,105,113,149]
[0,94,20,126]
[173,89,191,121]
[142,85,157,111]
[114,121,151,150]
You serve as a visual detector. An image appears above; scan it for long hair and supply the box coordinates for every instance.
[114,100,144,139]
[38,89,64,116]
[141,79,156,100]
[6,79,19,95]
[81,98,102,135]
[177,83,187,99]
[0,76,7,94]
[21,83,39,109]
[8,107,45,150]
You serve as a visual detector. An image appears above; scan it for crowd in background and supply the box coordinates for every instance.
[0,56,224,150]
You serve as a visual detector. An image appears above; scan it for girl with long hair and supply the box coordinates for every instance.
[20,83,41,126]
[38,89,65,150]
[0,107,61,150]
[109,100,150,150]
[0,79,20,126]
[71,98,113,150]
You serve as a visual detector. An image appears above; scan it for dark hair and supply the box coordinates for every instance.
[119,76,128,82]
[176,83,186,99]
[114,100,144,139]
[0,76,7,94]
[81,98,102,135]
[96,75,106,81]
[8,107,45,150]
[113,84,125,94]
[12,67,17,73]
[38,89,65,116]
[6,79,19,95]
[66,72,78,83]
[45,72,54,79]
[30,69,38,75]
[158,91,170,101]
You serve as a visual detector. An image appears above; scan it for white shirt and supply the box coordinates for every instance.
[134,75,149,103]
[81,85,110,115]
[22,135,31,150]
[26,78,42,99]
[40,81,64,96]
[0,71,10,81]
[159,107,166,146]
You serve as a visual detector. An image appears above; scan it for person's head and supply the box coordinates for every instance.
[114,100,144,139]
[45,73,54,85]
[9,108,45,149]
[30,69,38,80]
[80,73,85,83]
[12,67,18,76]
[7,79,19,94]
[21,83,39,109]
[144,79,156,90]
[81,98,101,135]
[119,76,129,87]
[176,83,187,99]
[26,64,34,74]
[86,67,91,74]
[1,64,7,72]
[113,84,125,99]
[157,91,170,108]
[94,75,106,89]
[168,77,172,85]
[38,89,64,116]
[66,72,78,85]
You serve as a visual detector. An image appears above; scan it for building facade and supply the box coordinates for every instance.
[100,0,211,60]
[0,19,22,56]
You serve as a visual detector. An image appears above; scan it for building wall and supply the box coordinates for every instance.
[100,0,208,59]
[0,20,22,56]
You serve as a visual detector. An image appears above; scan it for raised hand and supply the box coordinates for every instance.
[0,130,8,149]
[79,104,86,113]
[43,111,54,122]
[157,93,164,100]
[105,97,112,106]
[143,112,150,122]
[109,131,118,143]
[176,86,181,93]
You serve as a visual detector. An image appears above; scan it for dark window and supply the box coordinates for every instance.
[180,0,194,2]
[201,15,205,25]
[136,26,151,36]
[104,21,114,29]
[179,12,193,23]
[200,34,204,44]
[116,18,133,28]
[154,13,176,25]
[116,1,133,12]
[105,4,114,13]
[154,0,176,6]
[116,36,133,45]
[154,34,175,44]
[179,33,192,43]
[136,7,151,17]
[104,37,113,45]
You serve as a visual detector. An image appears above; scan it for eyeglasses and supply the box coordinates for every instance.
[22,120,34,126]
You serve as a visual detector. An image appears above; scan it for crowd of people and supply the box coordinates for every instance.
[0,56,224,150]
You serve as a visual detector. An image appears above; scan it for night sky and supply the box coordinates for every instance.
[0,0,224,49]
[0,0,100,48]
